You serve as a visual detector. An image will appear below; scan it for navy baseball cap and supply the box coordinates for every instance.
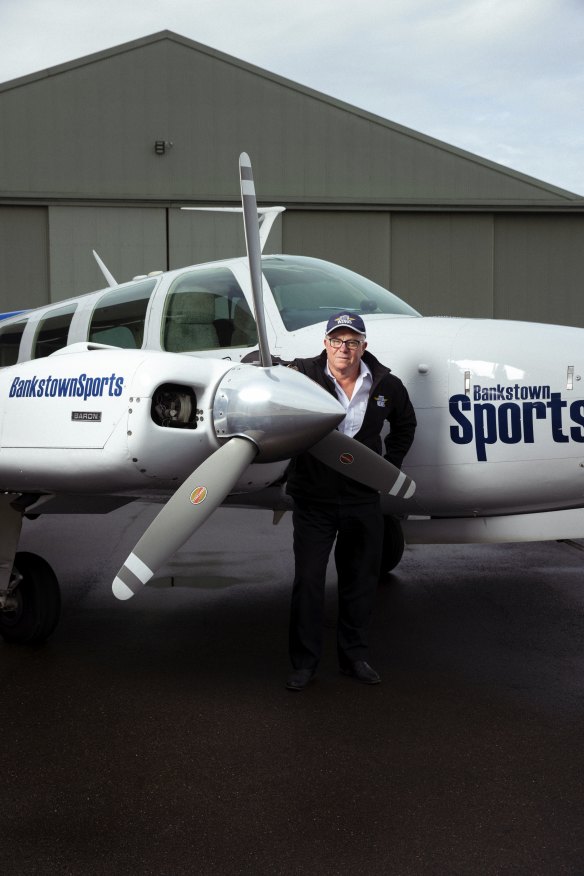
[325,312,366,337]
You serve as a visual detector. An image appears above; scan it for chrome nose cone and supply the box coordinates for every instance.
[213,364,345,461]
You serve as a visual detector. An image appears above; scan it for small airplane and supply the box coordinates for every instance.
[1,153,584,645]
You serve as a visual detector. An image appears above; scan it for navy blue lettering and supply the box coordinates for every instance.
[498,403,522,445]
[449,387,581,461]
[522,401,547,443]
[472,383,551,402]
[474,403,498,462]
[547,393,569,443]
[449,394,473,446]
[530,385,548,400]
[7,371,125,400]
[569,400,584,443]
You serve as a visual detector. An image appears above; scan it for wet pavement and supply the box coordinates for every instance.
[2,504,584,875]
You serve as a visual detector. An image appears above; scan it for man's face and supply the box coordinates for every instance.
[324,328,367,374]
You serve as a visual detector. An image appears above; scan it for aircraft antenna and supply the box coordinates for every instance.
[92,250,117,288]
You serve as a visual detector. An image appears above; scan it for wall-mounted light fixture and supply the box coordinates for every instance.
[154,140,174,155]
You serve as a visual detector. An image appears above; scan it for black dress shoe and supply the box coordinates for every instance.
[286,668,316,691]
[341,660,381,684]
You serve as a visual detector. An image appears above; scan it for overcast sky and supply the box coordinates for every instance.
[1,0,583,195]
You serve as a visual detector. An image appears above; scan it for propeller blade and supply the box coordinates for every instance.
[112,437,257,600]
[239,152,271,368]
[308,430,416,498]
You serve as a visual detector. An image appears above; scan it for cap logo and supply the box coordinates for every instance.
[340,452,354,465]
[326,312,366,336]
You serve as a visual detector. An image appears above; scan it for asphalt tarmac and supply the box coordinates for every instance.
[2,504,584,875]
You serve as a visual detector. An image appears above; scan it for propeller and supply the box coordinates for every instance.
[113,153,414,600]
[238,152,413,497]
[113,361,347,599]
[308,430,415,499]
[113,438,257,600]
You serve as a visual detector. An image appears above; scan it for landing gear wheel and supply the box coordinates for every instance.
[380,515,405,578]
[0,552,61,644]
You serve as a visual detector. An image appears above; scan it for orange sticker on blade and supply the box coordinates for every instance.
[340,453,354,465]
[190,486,208,505]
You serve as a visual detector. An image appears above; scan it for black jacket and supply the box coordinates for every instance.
[285,349,417,504]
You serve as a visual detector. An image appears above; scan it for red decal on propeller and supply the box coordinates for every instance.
[190,486,208,505]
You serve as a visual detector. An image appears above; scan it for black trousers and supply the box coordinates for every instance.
[289,498,384,670]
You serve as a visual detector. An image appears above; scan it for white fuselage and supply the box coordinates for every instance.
[2,255,584,536]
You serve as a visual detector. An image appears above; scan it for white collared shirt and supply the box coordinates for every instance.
[326,359,372,437]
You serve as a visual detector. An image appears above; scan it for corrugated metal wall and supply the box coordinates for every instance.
[283,212,391,288]
[494,215,584,325]
[169,209,282,269]
[389,214,495,318]
[0,207,49,310]
[284,210,584,326]
[48,207,168,297]
[2,206,584,328]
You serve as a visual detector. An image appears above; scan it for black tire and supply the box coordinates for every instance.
[0,552,61,644]
[380,515,405,577]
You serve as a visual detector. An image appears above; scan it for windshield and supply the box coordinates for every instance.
[262,256,419,331]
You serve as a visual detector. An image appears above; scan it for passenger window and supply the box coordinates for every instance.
[0,320,27,366]
[163,267,257,353]
[89,279,156,349]
[34,304,77,358]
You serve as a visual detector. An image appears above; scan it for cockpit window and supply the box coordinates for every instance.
[262,256,419,331]
[163,266,257,352]
[89,279,156,349]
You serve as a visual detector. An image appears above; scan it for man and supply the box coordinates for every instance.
[285,312,416,691]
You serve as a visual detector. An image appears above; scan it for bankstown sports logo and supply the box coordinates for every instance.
[9,373,124,401]
[449,383,584,461]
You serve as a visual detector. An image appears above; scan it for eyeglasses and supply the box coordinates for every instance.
[327,337,363,350]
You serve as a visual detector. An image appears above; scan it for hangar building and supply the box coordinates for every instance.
[1,30,583,325]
